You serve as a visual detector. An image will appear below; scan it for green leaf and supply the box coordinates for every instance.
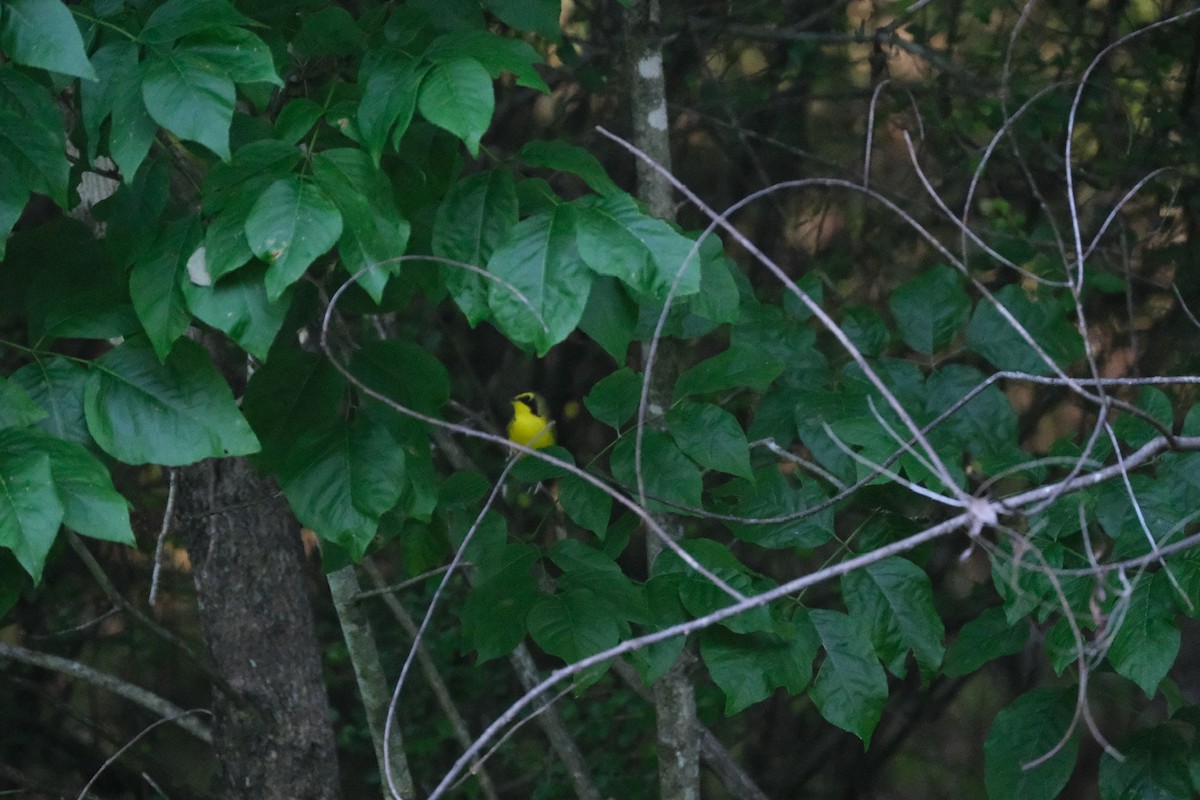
[0,67,69,206]
[274,98,324,144]
[417,57,493,155]
[0,447,64,582]
[138,0,255,44]
[519,140,619,197]
[1099,726,1195,800]
[357,53,426,165]
[7,221,136,344]
[652,539,773,634]
[277,415,405,559]
[941,606,1029,677]
[141,47,235,160]
[9,357,90,443]
[610,429,703,512]
[0,153,29,259]
[482,0,561,40]
[841,557,945,680]
[462,541,539,661]
[0,428,133,546]
[425,29,549,93]
[487,205,591,355]
[1108,572,1181,697]
[575,193,702,297]
[578,277,638,362]
[527,587,622,664]
[350,340,450,445]
[550,539,646,624]
[583,367,644,430]
[1111,387,1173,449]
[242,349,346,472]
[179,28,282,86]
[701,619,818,714]
[81,40,157,179]
[674,344,784,399]
[966,284,1085,375]
[433,169,519,324]
[888,264,970,355]
[840,305,891,357]
[310,149,410,303]
[809,609,888,746]
[130,218,198,361]
[183,261,293,360]
[720,466,834,549]
[0,377,46,429]
[558,473,612,537]
[666,402,752,481]
[244,175,344,301]
[84,337,260,465]
[984,688,1078,800]
[0,0,96,79]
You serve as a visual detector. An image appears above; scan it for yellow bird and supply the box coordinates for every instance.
[507,391,557,449]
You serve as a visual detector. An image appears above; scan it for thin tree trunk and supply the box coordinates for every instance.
[177,457,341,800]
[625,2,701,798]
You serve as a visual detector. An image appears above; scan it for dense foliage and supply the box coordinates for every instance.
[2,0,1200,798]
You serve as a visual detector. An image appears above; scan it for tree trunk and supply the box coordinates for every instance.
[178,457,341,800]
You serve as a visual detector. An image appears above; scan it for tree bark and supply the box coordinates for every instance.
[178,457,341,800]
[624,2,702,799]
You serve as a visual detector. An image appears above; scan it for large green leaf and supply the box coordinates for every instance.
[0,377,46,429]
[0,67,69,207]
[518,140,619,196]
[357,53,426,165]
[277,416,405,559]
[700,618,817,714]
[666,401,752,481]
[721,466,834,549]
[550,539,647,624]
[84,337,260,465]
[244,175,344,301]
[674,343,784,399]
[841,557,945,680]
[433,168,519,325]
[9,357,91,443]
[417,57,493,155]
[141,47,235,160]
[0,428,133,546]
[809,609,888,746]
[610,429,703,512]
[1099,726,1196,800]
[130,218,198,361]
[138,0,255,44]
[486,205,591,354]
[941,606,1029,677]
[0,447,64,582]
[1107,572,1181,697]
[178,28,281,86]
[310,149,410,303]
[425,29,549,93]
[462,540,539,662]
[242,349,346,473]
[888,264,970,355]
[183,262,293,361]
[652,539,773,634]
[966,284,1085,375]
[583,367,644,430]
[984,688,1078,800]
[481,0,561,41]
[81,40,158,179]
[574,193,702,297]
[527,587,622,664]
[0,0,96,79]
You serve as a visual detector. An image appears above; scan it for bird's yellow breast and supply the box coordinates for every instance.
[507,392,556,449]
